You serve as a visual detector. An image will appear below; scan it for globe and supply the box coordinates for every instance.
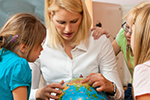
[58,78,108,100]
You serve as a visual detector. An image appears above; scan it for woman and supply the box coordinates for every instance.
[29,0,124,100]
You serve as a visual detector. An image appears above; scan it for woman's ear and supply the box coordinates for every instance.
[20,43,28,53]
[49,11,54,19]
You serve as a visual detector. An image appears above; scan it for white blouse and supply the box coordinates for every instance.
[133,60,150,99]
[29,32,124,100]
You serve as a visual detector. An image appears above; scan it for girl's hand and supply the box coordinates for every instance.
[91,27,110,40]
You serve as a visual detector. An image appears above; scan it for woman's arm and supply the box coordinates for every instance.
[98,35,124,99]
[29,59,42,100]
[12,86,27,100]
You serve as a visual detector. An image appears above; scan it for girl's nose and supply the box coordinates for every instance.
[126,31,131,37]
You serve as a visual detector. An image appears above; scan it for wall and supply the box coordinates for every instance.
[92,0,150,5]
[0,0,44,29]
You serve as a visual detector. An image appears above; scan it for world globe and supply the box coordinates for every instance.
[58,78,108,100]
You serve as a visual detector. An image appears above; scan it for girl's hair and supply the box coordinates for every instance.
[0,13,46,58]
[133,5,150,66]
[124,1,150,27]
[44,0,92,49]
[124,1,150,71]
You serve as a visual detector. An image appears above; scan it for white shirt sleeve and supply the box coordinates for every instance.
[98,35,124,99]
[29,59,42,100]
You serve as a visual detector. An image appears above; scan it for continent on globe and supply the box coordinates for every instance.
[58,78,108,100]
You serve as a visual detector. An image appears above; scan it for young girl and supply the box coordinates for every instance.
[132,5,150,100]
[0,13,46,100]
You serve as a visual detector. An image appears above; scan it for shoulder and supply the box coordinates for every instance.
[133,61,150,97]
[134,61,150,73]
[133,61,150,83]
[89,30,110,44]
[88,32,113,53]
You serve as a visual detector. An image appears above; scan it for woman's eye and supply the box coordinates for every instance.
[57,21,66,24]
[71,20,78,23]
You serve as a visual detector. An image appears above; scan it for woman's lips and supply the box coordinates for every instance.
[64,32,73,37]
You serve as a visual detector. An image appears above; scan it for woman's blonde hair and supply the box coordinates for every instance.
[44,0,92,49]
[0,13,46,58]
[133,5,150,66]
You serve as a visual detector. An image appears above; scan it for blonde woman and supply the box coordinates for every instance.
[29,0,124,100]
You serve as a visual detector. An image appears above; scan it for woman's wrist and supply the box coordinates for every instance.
[106,82,117,96]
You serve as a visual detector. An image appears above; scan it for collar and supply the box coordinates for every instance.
[75,41,88,52]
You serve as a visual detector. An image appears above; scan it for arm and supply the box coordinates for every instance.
[12,86,27,100]
[99,36,124,99]
[112,40,121,56]
[82,35,124,99]
[29,59,64,100]
[29,59,42,100]
[136,94,150,100]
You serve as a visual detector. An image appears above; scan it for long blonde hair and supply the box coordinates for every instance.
[0,13,46,58]
[44,0,92,49]
[133,5,150,66]
[124,1,150,70]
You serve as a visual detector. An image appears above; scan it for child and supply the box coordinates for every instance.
[0,13,46,100]
[131,5,150,100]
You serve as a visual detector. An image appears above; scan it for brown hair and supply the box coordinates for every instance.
[0,13,46,58]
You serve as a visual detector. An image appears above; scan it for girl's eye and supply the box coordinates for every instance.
[126,26,130,29]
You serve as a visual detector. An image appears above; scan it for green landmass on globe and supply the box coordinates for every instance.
[58,78,108,100]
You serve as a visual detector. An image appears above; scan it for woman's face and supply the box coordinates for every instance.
[51,9,82,43]
[124,14,133,46]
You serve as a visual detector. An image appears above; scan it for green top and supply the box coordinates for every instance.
[116,28,134,83]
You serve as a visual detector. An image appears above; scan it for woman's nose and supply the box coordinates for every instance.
[65,24,72,32]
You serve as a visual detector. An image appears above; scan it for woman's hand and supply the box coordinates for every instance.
[81,73,114,93]
[91,27,110,39]
[36,80,64,100]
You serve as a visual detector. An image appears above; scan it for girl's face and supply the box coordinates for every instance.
[51,9,82,43]
[27,43,43,62]
[124,14,132,46]
[131,25,135,54]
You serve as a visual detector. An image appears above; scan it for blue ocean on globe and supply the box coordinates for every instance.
[59,78,108,100]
